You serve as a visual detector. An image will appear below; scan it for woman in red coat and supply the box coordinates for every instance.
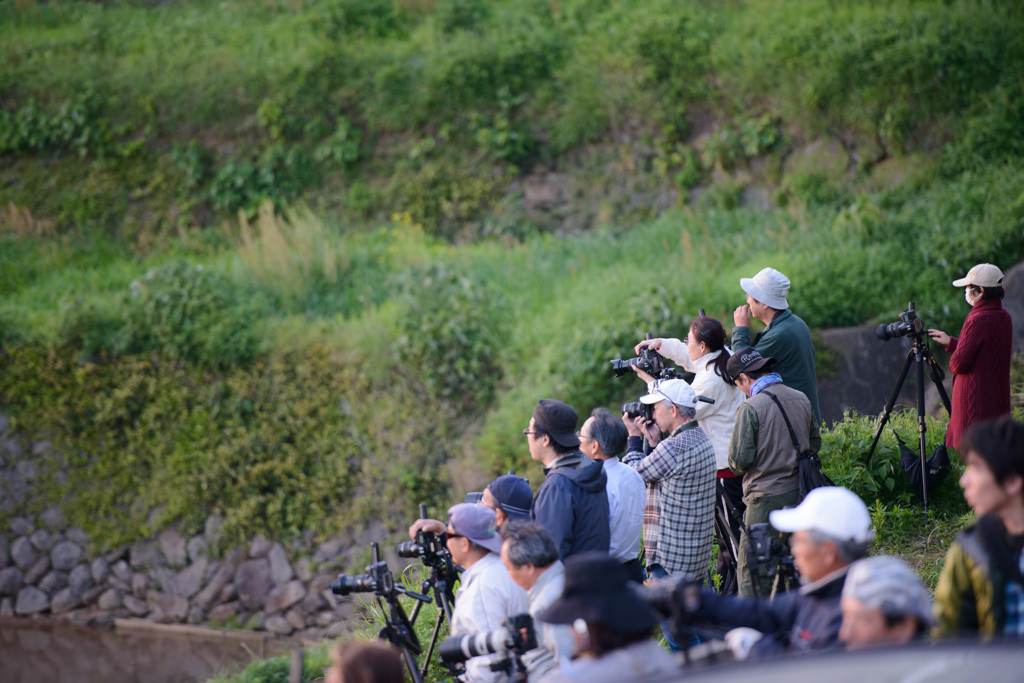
[928,263,1013,450]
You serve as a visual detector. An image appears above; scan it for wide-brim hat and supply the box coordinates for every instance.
[952,263,1003,288]
[538,553,657,632]
[740,267,790,310]
[533,399,580,448]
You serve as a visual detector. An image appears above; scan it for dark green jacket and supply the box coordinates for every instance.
[732,309,820,425]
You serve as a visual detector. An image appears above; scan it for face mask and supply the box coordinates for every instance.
[965,289,981,306]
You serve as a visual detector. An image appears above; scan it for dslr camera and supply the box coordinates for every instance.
[330,543,396,597]
[439,613,537,674]
[610,344,679,380]
[875,301,925,341]
[747,523,799,594]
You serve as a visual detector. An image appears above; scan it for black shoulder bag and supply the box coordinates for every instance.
[761,390,834,500]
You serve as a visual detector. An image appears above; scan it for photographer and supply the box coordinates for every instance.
[732,267,820,426]
[527,399,611,559]
[444,504,530,682]
[634,314,746,592]
[499,521,575,679]
[578,408,646,582]
[665,487,873,661]
[727,349,820,597]
[622,379,717,650]
[537,553,680,682]
[927,263,1012,451]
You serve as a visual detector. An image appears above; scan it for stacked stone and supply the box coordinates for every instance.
[0,509,363,638]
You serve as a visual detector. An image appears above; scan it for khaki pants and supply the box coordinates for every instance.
[736,488,801,598]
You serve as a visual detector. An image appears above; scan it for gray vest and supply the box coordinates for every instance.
[743,383,812,499]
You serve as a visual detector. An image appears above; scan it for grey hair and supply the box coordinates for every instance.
[588,407,627,457]
[670,402,696,420]
[805,529,870,564]
[500,521,558,569]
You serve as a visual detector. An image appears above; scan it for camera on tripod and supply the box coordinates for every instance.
[875,301,925,341]
[439,613,537,676]
[747,523,799,595]
[331,544,395,597]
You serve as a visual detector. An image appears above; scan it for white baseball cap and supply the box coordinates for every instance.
[740,267,790,310]
[769,487,874,543]
[639,378,696,406]
[952,263,1003,288]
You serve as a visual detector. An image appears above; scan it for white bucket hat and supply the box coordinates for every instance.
[740,267,790,310]
[952,263,1003,288]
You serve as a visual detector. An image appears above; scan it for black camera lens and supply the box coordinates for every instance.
[396,541,421,559]
[330,572,376,596]
[610,358,641,377]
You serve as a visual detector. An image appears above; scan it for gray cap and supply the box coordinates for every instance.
[842,556,935,627]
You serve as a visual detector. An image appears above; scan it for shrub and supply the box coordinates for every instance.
[208,144,318,214]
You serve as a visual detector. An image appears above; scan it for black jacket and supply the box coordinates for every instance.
[697,566,848,659]
[531,451,610,559]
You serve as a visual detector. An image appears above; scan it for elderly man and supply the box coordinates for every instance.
[528,399,610,559]
[732,266,820,425]
[839,556,935,650]
[727,348,821,597]
[500,521,575,679]
[408,473,533,540]
[445,503,529,682]
[670,487,873,660]
[579,407,646,582]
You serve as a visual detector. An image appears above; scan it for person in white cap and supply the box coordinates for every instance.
[662,486,873,661]
[926,263,1012,451]
[839,556,935,650]
[732,267,820,426]
[621,378,717,650]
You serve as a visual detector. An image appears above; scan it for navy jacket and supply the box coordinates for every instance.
[697,566,848,659]
[531,451,611,559]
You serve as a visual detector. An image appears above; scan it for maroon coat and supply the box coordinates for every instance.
[944,298,1013,449]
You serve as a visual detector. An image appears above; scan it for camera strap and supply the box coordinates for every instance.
[759,390,806,455]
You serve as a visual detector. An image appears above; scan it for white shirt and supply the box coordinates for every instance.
[523,561,576,678]
[602,457,645,562]
[450,552,530,682]
[657,340,744,470]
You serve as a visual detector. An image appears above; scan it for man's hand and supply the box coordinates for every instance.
[632,365,656,384]
[622,412,643,438]
[408,518,445,540]
[633,338,664,355]
[733,304,752,328]
[724,627,764,661]
[634,416,661,446]
[927,329,951,346]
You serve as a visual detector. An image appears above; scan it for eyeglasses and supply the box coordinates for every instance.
[445,527,463,539]
[575,432,594,441]
[522,429,539,437]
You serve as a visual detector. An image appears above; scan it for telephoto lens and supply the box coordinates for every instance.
[330,572,376,596]
[438,629,510,664]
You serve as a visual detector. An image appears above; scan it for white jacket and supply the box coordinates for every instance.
[656,340,744,470]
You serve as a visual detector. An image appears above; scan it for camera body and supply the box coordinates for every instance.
[875,301,925,341]
[621,400,654,423]
[439,613,537,671]
[331,544,395,597]
[610,345,676,379]
[396,530,449,566]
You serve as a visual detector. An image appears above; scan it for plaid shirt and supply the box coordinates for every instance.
[1005,549,1024,637]
[623,420,717,577]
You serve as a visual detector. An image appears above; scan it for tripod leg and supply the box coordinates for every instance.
[915,347,931,525]
[402,648,424,683]
[866,349,915,465]
[924,348,953,415]
[419,606,447,680]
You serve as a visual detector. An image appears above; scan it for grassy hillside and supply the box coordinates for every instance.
[2,0,1024,556]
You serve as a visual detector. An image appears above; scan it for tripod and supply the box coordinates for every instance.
[865,330,952,523]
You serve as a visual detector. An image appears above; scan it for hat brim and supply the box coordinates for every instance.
[740,277,789,310]
[639,391,667,405]
[538,591,657,632]
[502,506,532,522]
[768,506,812,533]
[549,430,581,448]
[465,533,504,554]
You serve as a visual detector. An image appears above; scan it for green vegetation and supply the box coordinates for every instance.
[3,0,1024,649]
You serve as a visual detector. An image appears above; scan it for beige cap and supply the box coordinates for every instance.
[952,263,1003,288]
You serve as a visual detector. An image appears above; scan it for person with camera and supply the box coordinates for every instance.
[838,556,935,651]
[578,408,646,583]
[726,348,821,598]
[732,267,821,426]
[499,521,576,679]
[926,263,1013,451]
[527,399,611,559]
[661,487,873,661]
[537,553,681,682]
[934,416,1024,639]
[633,314,746,592]
[622,379,717,650]
[444,503,530,682]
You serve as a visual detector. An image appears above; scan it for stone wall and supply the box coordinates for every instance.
[0,501,377,638]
